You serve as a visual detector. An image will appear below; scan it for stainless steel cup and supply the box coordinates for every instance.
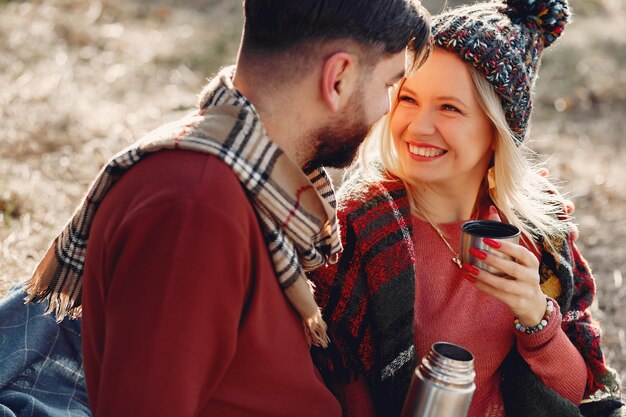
[460,220,520,276]
[400,342,476,417]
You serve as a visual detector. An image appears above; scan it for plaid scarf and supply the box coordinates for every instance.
[26,66,342,346]
[311,176,622,417]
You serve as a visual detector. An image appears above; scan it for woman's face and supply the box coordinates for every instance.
[390,48,495,191]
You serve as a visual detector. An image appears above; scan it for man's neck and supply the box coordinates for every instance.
[233,69,314,169]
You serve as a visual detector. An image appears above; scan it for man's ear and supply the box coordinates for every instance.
[320,52,357,113]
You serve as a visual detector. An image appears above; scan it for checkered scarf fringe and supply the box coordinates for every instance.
[26,67,342,345]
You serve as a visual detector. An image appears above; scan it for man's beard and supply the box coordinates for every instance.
[306,91,373,169]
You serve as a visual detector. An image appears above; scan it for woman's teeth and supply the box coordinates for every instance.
[408,145,446,157]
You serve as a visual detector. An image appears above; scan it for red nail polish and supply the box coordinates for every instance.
[489,205,498,215]
[462,273,477,283]
[483,238,501,248]
[462,263,480,276]
[469,247,487,260]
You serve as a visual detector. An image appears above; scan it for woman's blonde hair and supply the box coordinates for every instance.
[352,58,572,245]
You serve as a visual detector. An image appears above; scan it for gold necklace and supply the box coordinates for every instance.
[412,203,481,270]
[432,225,463,269]
[427,211,480,270]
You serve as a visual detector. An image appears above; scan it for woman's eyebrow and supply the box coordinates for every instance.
[399,86,467,105]
[436,95,466,105]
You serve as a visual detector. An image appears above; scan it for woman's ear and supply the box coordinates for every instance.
[320,52,356,112]
[490,126,497,152]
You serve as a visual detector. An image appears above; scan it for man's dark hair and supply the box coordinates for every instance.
[242,0,430,60]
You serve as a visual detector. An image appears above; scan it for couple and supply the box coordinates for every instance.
[20,0,623,416]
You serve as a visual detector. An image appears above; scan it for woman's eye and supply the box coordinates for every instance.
[442,104,460,112]
[398,95,416,104]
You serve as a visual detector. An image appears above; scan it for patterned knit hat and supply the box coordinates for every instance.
[432,0,571,143]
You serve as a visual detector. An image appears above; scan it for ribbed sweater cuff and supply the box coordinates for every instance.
[515,298,587,404]
[516,297,562,349]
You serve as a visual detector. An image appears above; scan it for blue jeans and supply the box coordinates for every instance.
[0,286,90,417]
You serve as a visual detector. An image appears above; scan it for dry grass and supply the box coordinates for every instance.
[1,0,624,388]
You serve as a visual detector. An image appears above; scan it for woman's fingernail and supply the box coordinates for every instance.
[489,205,498,215]
[462,263,480,276]
[483,238,501,248]
[462,272,477,283]
[469,247,487,260]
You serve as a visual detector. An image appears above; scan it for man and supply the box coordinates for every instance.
[25,1,430,415]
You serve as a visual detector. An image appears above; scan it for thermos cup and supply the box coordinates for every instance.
[400,342,476,417]
[460,220,521,276]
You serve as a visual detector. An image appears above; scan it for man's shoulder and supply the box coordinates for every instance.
[110,149,254,220]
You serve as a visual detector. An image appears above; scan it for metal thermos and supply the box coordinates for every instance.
[400,342,476,417]
[460,220,520,276]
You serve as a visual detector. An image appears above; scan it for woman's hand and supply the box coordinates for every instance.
[462,238,547,327]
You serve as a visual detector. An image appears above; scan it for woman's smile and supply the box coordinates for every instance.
[391,49,495,187]
[407,142,447,160]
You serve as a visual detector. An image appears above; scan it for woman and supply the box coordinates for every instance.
[311,0,623,416]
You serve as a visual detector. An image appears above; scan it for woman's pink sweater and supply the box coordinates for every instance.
[340,216,587,417]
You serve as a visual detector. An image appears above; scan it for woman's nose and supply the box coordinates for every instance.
[407,109,436,136]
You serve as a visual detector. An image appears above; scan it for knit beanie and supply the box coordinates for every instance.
[432,0,571,143]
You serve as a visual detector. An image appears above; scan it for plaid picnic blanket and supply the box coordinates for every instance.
[0,285,90,417]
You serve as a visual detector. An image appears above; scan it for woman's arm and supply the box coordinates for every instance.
[516,298,587,404]
[462,230,591,404]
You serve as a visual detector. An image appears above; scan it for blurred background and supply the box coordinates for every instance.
[0,0,624,387]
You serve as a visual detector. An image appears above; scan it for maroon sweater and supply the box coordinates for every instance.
[82,149,341,417]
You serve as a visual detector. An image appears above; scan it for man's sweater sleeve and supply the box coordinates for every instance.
[92,198,251,416]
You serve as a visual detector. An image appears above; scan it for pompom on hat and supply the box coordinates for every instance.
[432,0,571,143]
